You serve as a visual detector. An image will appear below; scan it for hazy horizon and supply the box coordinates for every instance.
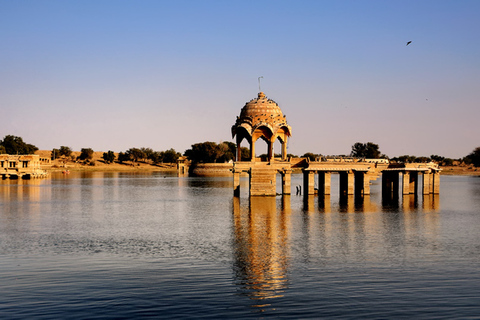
[2,1,479,159]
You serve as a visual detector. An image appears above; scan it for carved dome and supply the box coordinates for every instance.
[232,92,291,138]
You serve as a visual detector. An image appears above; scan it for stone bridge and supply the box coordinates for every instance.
[233,158,440,197]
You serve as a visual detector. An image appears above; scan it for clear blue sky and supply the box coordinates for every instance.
[1,0,479,158]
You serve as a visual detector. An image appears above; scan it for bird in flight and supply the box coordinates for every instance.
[406,41,412,46]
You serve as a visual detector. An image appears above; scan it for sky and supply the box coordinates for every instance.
[1,0,479,159]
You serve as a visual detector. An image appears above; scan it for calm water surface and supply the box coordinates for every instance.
[1,172,480,319]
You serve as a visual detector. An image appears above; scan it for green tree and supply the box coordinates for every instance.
[350,142,381,159]
[140,148,153,162]
[465,147,480,167]
[240,147,250,161]
[392,155,417,163]
[0,145,6,154]
[102,150,116,164]
[302,152,318,161]
[162,148,180,163]
[118,152,130,163]
[443,158,454,166]
[216,142,236,163]
[0,135,38,154]
[59,146,72,158]
[149,151,163,164]
[430,155,445,163]
[184,142,219,163]
[79,148,94,161]
[415,156,431,163]
[125,148,145,162]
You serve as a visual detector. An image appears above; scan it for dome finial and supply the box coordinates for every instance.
[258,76,263,92]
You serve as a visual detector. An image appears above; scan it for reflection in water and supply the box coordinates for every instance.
[1,174,476,318]
[232,197,289,310]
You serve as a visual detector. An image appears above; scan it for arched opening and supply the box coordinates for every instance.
[254,138,269,161]
[273,138,282,160]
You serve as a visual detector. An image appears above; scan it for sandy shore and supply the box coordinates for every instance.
[36,150,177,173]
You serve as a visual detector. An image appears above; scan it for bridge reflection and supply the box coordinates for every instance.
[304,193,439,213]
[231,192,440,311]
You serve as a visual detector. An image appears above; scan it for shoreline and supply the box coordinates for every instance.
[34,151,480,176]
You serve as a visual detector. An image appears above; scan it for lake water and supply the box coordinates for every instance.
[1,172,480,319]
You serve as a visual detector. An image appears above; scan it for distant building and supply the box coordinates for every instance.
[0,154,47,179]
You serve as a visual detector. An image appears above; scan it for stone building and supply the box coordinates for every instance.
[232,92,292,162]
[0,154,47,179]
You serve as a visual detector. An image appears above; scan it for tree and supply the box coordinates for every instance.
[0,145,5,154]
[162,148,181,163]
[184,142,219,163]
[430,155,445,163]
[0,135,38,154]
[350,142,381,159]
[118,152,130,163]
[216,142,236,163]
[391,155,416,163]
[79,148,94,161]
[465,147,480,167]
[140,148,153,162]
[149,151,163,164]
[415,156,431,163]
[59,146,72,158]
[102,150,116,164]
[125,148,145,162]
[240,147,250,161]
[302,152,318,161]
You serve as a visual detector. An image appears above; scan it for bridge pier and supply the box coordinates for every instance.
[317,172,331,195]
[233,171,241,197]
[402,171,419,195]
[354,171,371,195]
[422,171,432,194]
[382,171,400,198]
[281,170,292,195]
[339,171,355,196]
[233,162,293,197]
[433,172,440,194]
[303,170,315,195]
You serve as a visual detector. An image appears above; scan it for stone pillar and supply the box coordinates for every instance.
[282,139,288,161]
[433,172,440,194]
[318,172,331,196]
[236,144,241,162]
[423,172,432,194]
[402,172,410,195]
[233,171,241,197]
[340,171,354,196]
[303,170,315,195]
[281,170,291,195]
[382,171,399,198]
[412,172,419,195]
[250,141,256,162]
[363,173,371,195]
[354,171,370,196]
[267,140,273,162]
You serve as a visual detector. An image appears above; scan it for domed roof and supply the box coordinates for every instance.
[239,92,284,119]
[232,92,291,138]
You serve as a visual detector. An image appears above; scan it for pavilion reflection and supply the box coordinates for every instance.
[232,196,290,309]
